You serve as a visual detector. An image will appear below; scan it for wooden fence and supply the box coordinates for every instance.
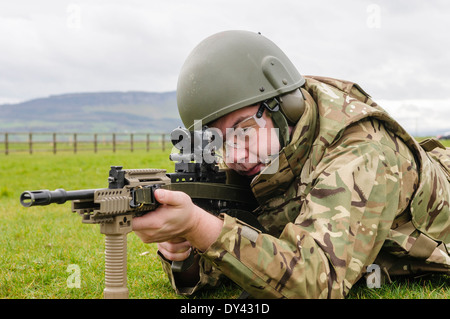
[0,132,170,155]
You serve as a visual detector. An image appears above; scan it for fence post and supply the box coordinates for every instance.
[4,133,8,155]
[130,133,134,152]
[28,133,33,154]
[0,131,171,154]
[53,133,57,154]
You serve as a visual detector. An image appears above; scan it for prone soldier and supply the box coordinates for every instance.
[133,30,450,298]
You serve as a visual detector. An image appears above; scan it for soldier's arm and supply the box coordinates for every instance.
[157,251,225,295]
[133,188,226,295]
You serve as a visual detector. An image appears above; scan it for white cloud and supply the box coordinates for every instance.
[378,99,450,136]
[0,0,449,118]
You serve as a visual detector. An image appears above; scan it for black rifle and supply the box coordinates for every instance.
[20,127,257,299]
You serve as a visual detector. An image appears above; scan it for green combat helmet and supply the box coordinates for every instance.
[177,30,306,147]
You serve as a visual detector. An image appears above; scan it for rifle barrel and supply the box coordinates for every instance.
[20,189,97,207]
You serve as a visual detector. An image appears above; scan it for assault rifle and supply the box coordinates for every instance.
[20,127,257,299]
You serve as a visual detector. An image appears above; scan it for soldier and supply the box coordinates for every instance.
[132,30,450,298]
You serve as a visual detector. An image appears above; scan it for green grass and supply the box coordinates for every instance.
[1,147,449,299]
[417,137,450,148]
[347,274,449,299]
[0,150,241,299]
[440,139,450,147]
[1,151,169,298]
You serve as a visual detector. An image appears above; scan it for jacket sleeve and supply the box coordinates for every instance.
[157,250,224,295]
[200,125,418,298]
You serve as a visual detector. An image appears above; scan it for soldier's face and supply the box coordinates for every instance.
[211,105,280,176]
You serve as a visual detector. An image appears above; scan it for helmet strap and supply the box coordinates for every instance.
[259,97,290,148]
[271,111,290,148]
[256,103,266,119]
[259,97,280,116]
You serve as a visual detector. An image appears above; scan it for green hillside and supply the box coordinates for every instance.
[0,91,182,133]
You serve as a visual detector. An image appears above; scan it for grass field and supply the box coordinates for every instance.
[1,144,449,299]
[0,150,241,299]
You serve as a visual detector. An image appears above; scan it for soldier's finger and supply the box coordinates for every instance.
[159,240,191,253]
[158,245,192,262]
[154,189,190,207]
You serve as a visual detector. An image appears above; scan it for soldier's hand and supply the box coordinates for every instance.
[132,189,197,243]
[157,238,192,261]
[132,188,223,251]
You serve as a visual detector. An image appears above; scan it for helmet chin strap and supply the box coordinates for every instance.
[257,97,290,149]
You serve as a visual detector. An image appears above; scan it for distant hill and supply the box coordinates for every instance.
[0,91,183,133]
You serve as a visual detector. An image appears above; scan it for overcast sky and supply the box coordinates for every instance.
[1,0,449,135]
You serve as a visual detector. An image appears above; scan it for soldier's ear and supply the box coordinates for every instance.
[279,88,305,125]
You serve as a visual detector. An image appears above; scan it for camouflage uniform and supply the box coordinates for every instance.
[159,76,450,298]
